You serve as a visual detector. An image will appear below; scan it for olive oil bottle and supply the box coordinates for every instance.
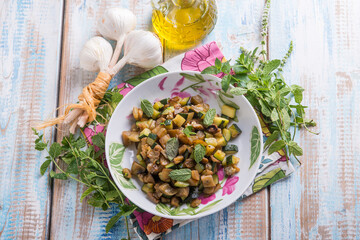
[152,0,217,49]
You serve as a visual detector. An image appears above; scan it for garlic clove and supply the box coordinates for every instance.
[79,36,113,72]
[98,8,136,41]
[124,30,163,69]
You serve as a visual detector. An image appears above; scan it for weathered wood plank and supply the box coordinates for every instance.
[164,0,269,239]
[269,0,360,239]
[51,0,153,239]
[0,0,63,239]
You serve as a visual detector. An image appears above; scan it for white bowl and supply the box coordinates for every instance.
[105,71,263,220]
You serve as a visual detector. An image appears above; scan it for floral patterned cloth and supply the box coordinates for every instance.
[84,42,298,240]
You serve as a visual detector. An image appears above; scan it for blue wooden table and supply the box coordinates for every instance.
[1,0,360,239]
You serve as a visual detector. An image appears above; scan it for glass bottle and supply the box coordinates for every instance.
[152,0,217,49]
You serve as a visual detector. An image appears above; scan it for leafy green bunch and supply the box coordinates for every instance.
[201,1,317,162]
[33,128,136,239]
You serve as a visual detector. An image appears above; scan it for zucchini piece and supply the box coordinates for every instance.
[179,113,188,119]
[205,137,217,147]
[216,136,227,147]
[213,117,229,128]
[142,183,154,193]
[162,106,175,115]
[136,155,147,168]
[136,120,149,129]
[165,163,176,169]
[139,128,151,139]
[205,145,215,156]
[196,111,206,119]
[173,114,186,127]
[152,109,161,119]
[212,174,219,185]
[224,155,240,166]
[220,114,230,120]
[229,124,242,138]
[214,150,226,161]
[183,149,190,159]
[153,101,164,110]
[151,143,158,149]
[187,112,194,121]
[163,119,173,130]
[205,132,213,138]
[221,104,236,119]
[195,163,204,173]
[180,97,190,106]
[174,181,190,187]
[160,98,168,105]
[146,133,157,146]
[222,128,231,142]
[223,144,239,155]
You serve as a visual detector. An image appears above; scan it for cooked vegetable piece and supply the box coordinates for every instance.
[163,119,173,129]
[162,106,175,115]
[173,114,186,127]
[201,175,216,187]
[204,137,217,147]
[191,170,200,181]
[220,114,230,120]
[136,120,149,130]
[159,134,171,148]
[173,155,184,164]
[196,111,206,119]
[190,95,203,105]
[146,133,157,146]
[223,144,238,154]
[160,98,168,105]
[170,196,180,207]
[176,187,189,198]
[154,101,164,110]
[205,145,215,156]
[216,136,227,147]
[133,107,144,121]
[159,169,172,182]
[174,181,190,187]
[142,183,154,193]
[213,117,229,128]
[222,128,231,142]
[221,104,236,118]
[165,162,176,169]
[122,168,132,179]
[180,97,190,106]
[190,198,201,208]
[152,109,161,119]
[122,131,140,146]
[224,155,240,166]
[159,183,178,196]
[195,163,204,173]
[139,128,151,139]
[228,124,242,138]
[214,150,226,161]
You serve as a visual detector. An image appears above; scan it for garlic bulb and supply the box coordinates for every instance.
[109,30,163,75]
[79,36,113,72]
[98,8,137,68]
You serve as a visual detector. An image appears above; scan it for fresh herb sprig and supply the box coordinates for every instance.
[33,128,136,239]
[202,1,317,163]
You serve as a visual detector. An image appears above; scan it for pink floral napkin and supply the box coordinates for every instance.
[84,42,296,240]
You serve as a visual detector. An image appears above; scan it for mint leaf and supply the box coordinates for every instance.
[262,59,281,75]
[230,87,247,96]
[40,159,51,175]
[203,108,216,126]
[221,75,231,92]
[49,142,61,158]
[264,130,279,149]
[183,126,196,137]
[194,144,206,163]
[140,99,154,117]
[165,138,179,161]
[268,140,286,155]
[92,132,105,148]
[80,186,96,202]
[288,141,303,156]
[201,66,217,75]
[169,169,192,181]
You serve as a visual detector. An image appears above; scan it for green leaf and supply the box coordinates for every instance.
[221,61,231,74]
[194,144,206,163]
[264,130,279,149]
[259,100,271,117]
[291,85,304,104]
[105,210,123,232]
[40,159,51,175]
[88,196,105,208]
[140,99,154,118]
[80,186,96,202]
[105,190,120,201]
[250,126,261,168]
[35,141,47,151]
[203,108,216,126]
[92,132,105,149]
[268,140,286,155]
[201,66,217,75]
[221,75,231,92]
[218,93,240,110]
[165,138,179,161]
[168,169,192,181]
[215,58,221,69]
[183,126,196,137]
[229,87,247,96]
[270,109,279,121]
[49,142,61,158]
[126,66,168,86]
[288,141,303,156]
[50,170,68,180]
[233,65,249,74]
[66,159,79,174]
[262,59,281,75]
[252,168,286,192]
[281,108,291,130]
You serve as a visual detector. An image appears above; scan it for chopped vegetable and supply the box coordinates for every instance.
[221,104,236,119]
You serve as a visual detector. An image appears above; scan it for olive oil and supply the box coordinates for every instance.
[152,0,217,49]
